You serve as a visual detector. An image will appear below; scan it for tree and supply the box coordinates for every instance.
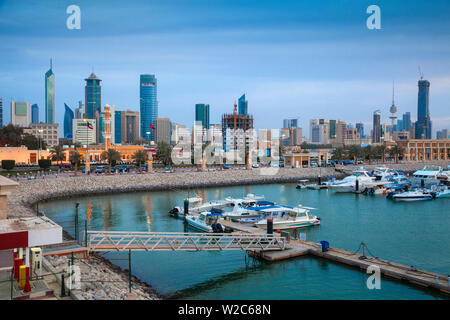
[38,159,51,170]
[21,133,47,150]
[348,145,362,163]
[156,141,172,167]
[362,145,374,164]
[51,145,64,165]
[132,150,147,173]
[389,145,404,164]
[101,148,121,174]
[332,147,346,162]
[0,124,23,147]
[375,145,387,163]
[1,160,15,171]
[69,151,83,176]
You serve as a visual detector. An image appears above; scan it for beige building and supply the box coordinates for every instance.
[73,119,96,145]
[284,149,332,168]
[121,110,139,144]
[155,118,171,144]
[10,101,30,127]
[0,146,52,165]
[396,139,450,161]
[24,123,59,147]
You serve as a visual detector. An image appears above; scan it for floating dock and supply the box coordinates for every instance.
[223,220,450,295]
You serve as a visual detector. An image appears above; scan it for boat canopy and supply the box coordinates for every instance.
[256,201,274,206]
[246,205,293,212]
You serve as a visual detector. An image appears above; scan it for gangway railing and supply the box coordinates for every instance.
[86,231,286,252]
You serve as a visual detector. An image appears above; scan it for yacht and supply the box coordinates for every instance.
[185,212,225,233]
[254,206,321,230]
[431,185,450,199]
[391,189,435,201]
[411,166,450,187]
[329,168,375,193]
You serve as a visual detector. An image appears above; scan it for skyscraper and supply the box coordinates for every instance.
[114,110,122,144]
[45,60,55,124]
[31,104,39,123]
[283,119,298,129]
[402,112,411,132]
[238,94,248,115]
[195,104,210,129]
[155,118,171,144]
[356,123,364,138]
[10,101,30,127]
[121,110,139,144]
[373,110,381,143]
[140,74,158,141]
[0,98,2,127]
[415,79,432,139]
[85,72,102,119]
[64,103,74,139]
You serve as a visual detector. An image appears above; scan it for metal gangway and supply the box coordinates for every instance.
[86,231,286,252]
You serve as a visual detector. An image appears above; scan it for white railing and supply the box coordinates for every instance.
[87,231,286,252]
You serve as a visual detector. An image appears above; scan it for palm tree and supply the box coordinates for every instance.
[133,150,147,173]
[389,145,404,164]
[69,151,83,176]
[363,145,374,164]
[51,145,64,165]
[101,148,121,174]
[156,141,172,167]
[332,147,345,163]
[375,145,387,163]
[348,145,362,163]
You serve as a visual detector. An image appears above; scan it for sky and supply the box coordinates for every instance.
[1,0,450,137]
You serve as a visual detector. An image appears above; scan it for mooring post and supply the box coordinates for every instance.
[355,178,359,192]
[128,249,132,293]
[75,203,79,243]
[267,217,273,235]
[61,274,66,297]
[184,198,189,223]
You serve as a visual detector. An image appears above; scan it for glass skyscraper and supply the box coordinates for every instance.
[373,110,381,143]
[283,119,298,129]
[195,104,210,129]
[31,104,39,123]
[402,112,411,131]
[415,79,431,139]
[238,94,248,115]
[0,98,3,127]
[356,123,364,138]
[85,72,102,119]
[64,103,74,139]
[114,110,122,144]
[45,60,55,124]
[140,74,158,141]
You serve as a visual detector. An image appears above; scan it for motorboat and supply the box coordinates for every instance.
[254,206,321,230]
[411,166,450,187]
[169,196,203,218]
[430,185,450,199]
[296,180,310,189]
[329,168,375,193]
[391,189,436,201]
[185,212,225,233]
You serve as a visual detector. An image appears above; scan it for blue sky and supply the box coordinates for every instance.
[1,0,450,136]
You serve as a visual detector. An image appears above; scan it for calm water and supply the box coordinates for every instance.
[40,184,450,299]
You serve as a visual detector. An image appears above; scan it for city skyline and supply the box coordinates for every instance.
[1,0,450,135]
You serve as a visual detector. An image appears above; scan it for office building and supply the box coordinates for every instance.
[356,123,364,138]
[24,123,59,147]
[10,101,30,127]
[195,104,210,129]
[114,110,122,144]
[372,110,381,143]
[437,129,449,140]
[75,101,84,119]
[155,118,171,145]
[64,103,74,139]
[85,72,102,119]
[31,104,39,123]
[309,119,329,144]
[121,110,139,144]
[238,94,248,115]
[45,60,55,124]
[222,102,254,152]
[283,119,298,129]
[415,79,432,139]
[140,74,158,141]
[73,119,96,145]
[402,112,412,132]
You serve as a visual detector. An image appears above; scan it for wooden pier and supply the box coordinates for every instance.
[223,220,450,295]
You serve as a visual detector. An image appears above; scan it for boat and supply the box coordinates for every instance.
[184,212,225,233]
[254,206,321,230]
[391,189,436,201]
[296,180,310,189]
[169,196,203,218]
[329,168,375,193]
[430,185,450,199]
[410,166,450,187]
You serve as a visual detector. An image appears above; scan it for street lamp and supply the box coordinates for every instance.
[38,129,43,163]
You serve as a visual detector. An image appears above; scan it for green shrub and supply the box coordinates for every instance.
[38,159,52,170]
[1,160,15,171]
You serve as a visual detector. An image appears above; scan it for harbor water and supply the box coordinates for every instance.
[40,183,450,299]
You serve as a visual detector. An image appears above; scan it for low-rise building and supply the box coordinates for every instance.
[396,139,450,161]
[23,123,59,147]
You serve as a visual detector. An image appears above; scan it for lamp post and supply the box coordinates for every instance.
[38,129,43,163]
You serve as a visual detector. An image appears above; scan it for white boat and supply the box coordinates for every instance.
[185,212,224,233]
[411,166,450,187]
[254,206,320,230]
[431,185,450,199]
[391,189,435,201]
[330,168,375,193]
[169,196,204,218]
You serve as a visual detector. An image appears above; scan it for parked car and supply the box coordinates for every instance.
[59,163,73,169]
[95,166,105,173]
[310,161,318,167]
[252,163,259,168]
[119,165,129,173]
[223,164,230,169]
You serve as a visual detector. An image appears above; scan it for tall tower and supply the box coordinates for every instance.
[103,104,112,150]
[140,74,158,142]
[389,81,397,127]
[64,103,74,139]
[372,110,381,143]
[45,59,55,124]
[195,104,210,129]
[84,72,102,119]
[238,94,248,115]
[415,77,431,139]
